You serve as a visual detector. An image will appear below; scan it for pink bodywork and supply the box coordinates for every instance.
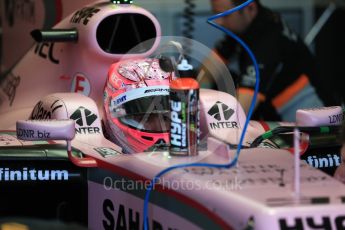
[0,0,100,75]
[0,1,161,129]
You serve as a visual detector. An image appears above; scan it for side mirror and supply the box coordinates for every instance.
[296,106,343,126]
[16,119,75,143]
[16,119,97,167]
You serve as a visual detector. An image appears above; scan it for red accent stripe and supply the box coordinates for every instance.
[258,121,270,132]
[287,141,309,156]
[96,160,234,230]
[55,0,63,25]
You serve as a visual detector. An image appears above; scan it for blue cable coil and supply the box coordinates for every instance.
[143,1,260,229]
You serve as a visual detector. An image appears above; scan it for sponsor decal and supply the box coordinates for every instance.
[170,100,186,147]
[30,100,63,119]
[110,73,125,89]
[279,216,345,230]
[103,200,177,230]
[94,147,122,158]
[208,101,234,121]
[305,154,341,169]
[207,101,238,129]
[0,167,68,181]
[70,7,100,25]
[34,42,60,64]
[184,164,282,175]
[112,95,127,106]
[4,0,35,27]
[144,88,170,94]
[17,128,50,139]
[110,86,169,109]
[329,113,343,124]
[71,73,91,96]
[0,73,21,106]
[89,171,229,229]
[70,107,100,134]
[183,164,328,187]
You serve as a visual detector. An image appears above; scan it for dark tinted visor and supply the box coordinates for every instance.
[112,95,170,133]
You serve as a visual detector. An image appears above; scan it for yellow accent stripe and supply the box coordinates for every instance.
[1,223,29,230]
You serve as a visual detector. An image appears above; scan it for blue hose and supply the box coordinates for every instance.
[143,1,260,229]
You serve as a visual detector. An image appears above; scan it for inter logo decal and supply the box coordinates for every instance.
[70,107,100,134]
[207,101,238,129]
[208,101,234,121]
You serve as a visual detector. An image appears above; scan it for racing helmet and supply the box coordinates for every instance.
[104,58,173,153]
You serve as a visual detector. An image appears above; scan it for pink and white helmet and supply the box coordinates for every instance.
[104,58,174,153]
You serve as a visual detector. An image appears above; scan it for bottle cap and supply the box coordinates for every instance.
[170,78,199,90]
[177,59,193,71]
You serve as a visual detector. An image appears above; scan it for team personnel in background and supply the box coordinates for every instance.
[201,0,337,121]
[315,6,345,105]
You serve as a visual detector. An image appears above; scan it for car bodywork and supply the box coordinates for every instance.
[0,1,344,229]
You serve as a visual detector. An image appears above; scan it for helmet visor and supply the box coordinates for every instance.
[110,90,170,133]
